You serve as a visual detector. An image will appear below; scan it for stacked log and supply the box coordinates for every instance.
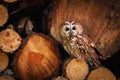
[87,67,116,80]
[0,51,9,72]
[0,5,8,27]
[3,0,17,3]
[0,28,22,53]
[63,58,89,80]
[0,75,15,80]
[14,33,61,80]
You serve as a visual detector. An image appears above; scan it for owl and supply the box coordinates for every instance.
[59,21,101,68]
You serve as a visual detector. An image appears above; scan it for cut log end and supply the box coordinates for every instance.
[3,0,17,3]
[54,76,68,80]
[64,58,89,80]
[0,5,8,27]
[0,51,9,72]
[14,33,61,80]
[87,67,116,80]
[0,28,22,53]
[0,75,15,80]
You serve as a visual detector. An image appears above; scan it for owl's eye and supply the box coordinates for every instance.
[65,27,70,31]
[72,26,76,30]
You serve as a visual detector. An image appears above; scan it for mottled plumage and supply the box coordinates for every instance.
[59,21,100,68]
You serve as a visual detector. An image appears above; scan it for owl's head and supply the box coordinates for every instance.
[60,21,83,38]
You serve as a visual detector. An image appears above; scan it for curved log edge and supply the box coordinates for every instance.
[14,33,61,80]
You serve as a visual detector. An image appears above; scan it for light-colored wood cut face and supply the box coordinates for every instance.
[0,75,15,80]
[0,29,22,53]
[66,58,89,80]
[4,0,17,3]
[0,51,9,72]
[87,67,116,80]
[0,5,8,27]
[16,33,60,80]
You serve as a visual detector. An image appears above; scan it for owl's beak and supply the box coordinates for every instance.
[67,32,75,41]
[71,30,77,36]
[69,32,74,38]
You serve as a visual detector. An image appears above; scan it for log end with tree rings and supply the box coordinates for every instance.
[87,67,116,80]
[0,5,8,27]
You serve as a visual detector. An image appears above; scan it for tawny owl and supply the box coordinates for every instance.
[59,21,101,68]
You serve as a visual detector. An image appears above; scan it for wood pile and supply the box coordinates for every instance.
[0,0,119,80]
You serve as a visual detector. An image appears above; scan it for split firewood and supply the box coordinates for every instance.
[0,27,22,53]
[87,67,116,80]
[3,0,17,3]
[0,75,15,80]
[0,5,9,27]
[14,33,61,80]
[63,58,89,80]
[0,51,9,72]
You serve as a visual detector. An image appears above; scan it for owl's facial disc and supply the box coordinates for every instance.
[61,21,83,38]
